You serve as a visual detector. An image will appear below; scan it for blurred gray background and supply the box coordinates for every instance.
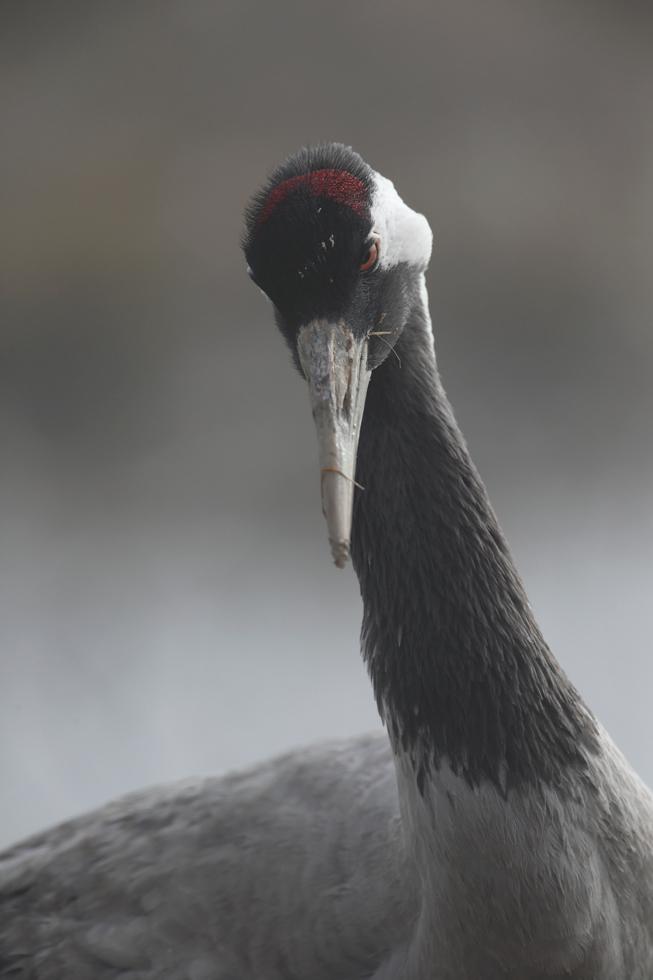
[1,1,652,849]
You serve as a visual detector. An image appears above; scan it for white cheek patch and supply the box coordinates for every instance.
[370,170,433,271]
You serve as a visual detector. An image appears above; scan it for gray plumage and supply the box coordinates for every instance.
[0,736,411,979]
[2,732,652,978]
[2,144,652,978]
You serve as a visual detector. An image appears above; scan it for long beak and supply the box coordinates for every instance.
[297,320,371,568]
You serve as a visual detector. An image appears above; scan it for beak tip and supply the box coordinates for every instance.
[330,539,350,569]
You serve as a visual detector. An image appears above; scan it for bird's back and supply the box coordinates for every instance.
[0,733,413,980]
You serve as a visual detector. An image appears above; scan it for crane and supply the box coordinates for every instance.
[1,142,652,979]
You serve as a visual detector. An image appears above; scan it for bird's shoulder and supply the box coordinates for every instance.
[0,732,412,979]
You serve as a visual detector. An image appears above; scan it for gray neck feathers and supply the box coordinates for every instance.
[351,282,598,793]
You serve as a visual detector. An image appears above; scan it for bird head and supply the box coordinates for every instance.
[243,143,432,568]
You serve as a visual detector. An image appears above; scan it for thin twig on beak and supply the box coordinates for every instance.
[321,467,366,491]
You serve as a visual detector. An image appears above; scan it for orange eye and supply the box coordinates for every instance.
[360,238,379,272]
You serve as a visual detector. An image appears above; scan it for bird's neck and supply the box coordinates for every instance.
[352,279,597,794]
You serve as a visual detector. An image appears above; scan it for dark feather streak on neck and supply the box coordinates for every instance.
[351,290,598,794]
